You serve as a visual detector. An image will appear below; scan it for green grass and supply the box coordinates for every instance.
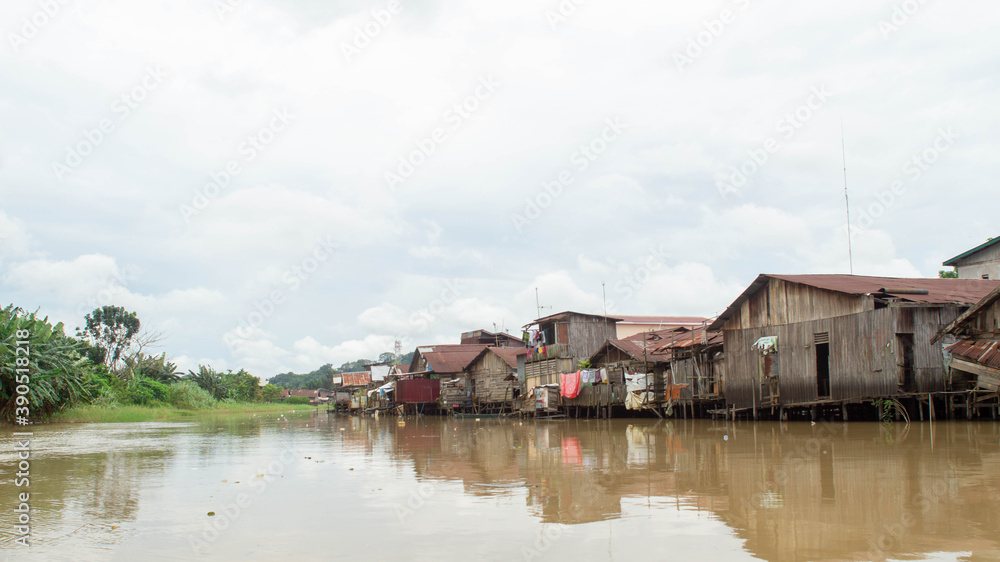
[46,402,318,424]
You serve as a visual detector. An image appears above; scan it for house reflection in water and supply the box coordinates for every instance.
[333,416,1000,560]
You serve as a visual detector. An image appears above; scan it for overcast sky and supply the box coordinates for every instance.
[1,0,998,377]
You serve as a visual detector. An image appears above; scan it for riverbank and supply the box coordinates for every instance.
[41,402,318,424]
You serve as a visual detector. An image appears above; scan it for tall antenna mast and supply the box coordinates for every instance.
[602,282,607,317]
[842,121,854,275]
[534,288,551,319]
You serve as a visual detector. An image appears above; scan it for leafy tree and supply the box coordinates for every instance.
[221,369,261,402]
[262,384,284,402]
[79,306,141,372]
[186,365,223,399]
[378,352,396,364]
[119,353,181,382]
[1,305,97,421]
[939,269,959,279]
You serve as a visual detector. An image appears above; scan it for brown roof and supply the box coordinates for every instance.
[711,274,1000,330]
[591,328,681,363]
[341,372,372,386]
[947,339,1000,370]
[414,344,489,374]
[395,364,410,374]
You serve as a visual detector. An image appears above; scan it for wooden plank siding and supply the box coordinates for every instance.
[566,315,618,359]
[723,305,966,409]
[723,278,873,332]
[468,350,520,405]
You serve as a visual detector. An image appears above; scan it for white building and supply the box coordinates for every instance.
[944,238,1000,280]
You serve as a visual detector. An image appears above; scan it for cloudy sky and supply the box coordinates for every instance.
[1,0,997,378]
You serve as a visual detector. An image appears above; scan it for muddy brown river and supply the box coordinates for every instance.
[2,413,999,561]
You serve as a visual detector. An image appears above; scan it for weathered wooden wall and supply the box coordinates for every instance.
[723,278,872,332]
[567,315,618,359]
[965,298,1000,339]
[723,305,966,409]
[468,351,519,404]
[525,358,574,393]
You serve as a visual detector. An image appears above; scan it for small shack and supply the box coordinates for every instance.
[588,329,676,417]
[709,274,1000,420]
[654,326,725,418]
[464,346,527,413]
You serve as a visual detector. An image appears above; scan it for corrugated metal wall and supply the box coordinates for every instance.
[396,379,440,403]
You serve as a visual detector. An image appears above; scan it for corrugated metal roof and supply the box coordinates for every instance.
[948,339,1000,370]
[341,372,372,386]
[769,274,1000,303]
[943,237,1000,266]
[710,274,1000,330]
[594,328,681,363]
[416,344,489,374]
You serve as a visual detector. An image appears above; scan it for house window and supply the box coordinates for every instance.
[983,274,990,280]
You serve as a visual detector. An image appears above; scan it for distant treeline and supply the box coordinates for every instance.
[268,352,414,389]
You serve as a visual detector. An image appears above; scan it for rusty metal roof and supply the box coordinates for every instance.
[340,372,372,386]
[591,328,679,363]
[415,344,489,374]
[947,339,1000,370]
[710,274,1000,330]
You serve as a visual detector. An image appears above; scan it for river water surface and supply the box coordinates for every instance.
[2,413,999,561]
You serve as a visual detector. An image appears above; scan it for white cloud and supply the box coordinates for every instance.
[0,211,31,258]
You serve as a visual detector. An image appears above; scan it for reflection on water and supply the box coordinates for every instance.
[2,414,999,561]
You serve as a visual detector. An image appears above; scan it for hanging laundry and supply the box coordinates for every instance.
[560,371,582,399]
[597,368,608,383]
